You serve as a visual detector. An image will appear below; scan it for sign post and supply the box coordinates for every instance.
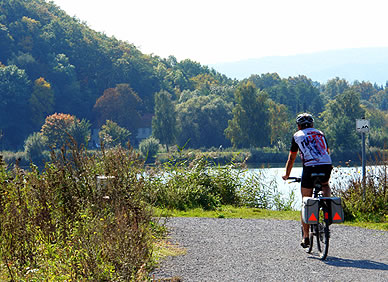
[356,118,370,201]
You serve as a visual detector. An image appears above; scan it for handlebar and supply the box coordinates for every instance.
[286,177,301,183]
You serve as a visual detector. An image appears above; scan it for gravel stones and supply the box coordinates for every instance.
[152,217,388,281]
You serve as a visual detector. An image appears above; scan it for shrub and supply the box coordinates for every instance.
[0,151,27,167]
[145,153,295,211]
[332,153,387,222]
[68,118,91,148]
[139,137,160,161]
[144,155,240,210]
[24,132,48,164]
[99,120,131,148]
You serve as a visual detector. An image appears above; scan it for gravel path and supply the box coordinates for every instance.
[151,218,388,281]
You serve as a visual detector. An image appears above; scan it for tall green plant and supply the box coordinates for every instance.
[0,144,155,280]
[145,154,295,211]
[139,136,160,161]
[333,158,388,222]
[24,132,48,164]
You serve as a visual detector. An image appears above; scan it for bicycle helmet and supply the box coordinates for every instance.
[296,113,314,126]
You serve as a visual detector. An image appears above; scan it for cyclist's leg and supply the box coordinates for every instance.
[301,187,313,238]
[321,165,333,197]
[322,181,331,197]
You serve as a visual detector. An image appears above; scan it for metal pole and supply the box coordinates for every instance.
[362,132,366,201]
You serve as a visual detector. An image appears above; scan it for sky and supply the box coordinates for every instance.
[51,0,388,65]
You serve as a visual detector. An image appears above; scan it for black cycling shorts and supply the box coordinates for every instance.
[301,164,333,188]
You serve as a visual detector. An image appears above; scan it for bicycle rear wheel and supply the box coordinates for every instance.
[306,225,314,254]
[316,210,330,260]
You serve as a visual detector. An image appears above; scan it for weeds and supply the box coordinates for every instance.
[145,152,295,211]
[0,145,155,280]
[332,152,387,223]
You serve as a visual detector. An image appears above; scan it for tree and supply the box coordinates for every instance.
[0,23,13,63]
[41,113,75,148]
[225,82,271,148]
[48,53,83,115]
[321,90,365,152]
[365,108,388,148]
[248,73,282,90]
[176,94,232,148]
[0,64,32,148]
[268,101,291,146]
[370,89,388,111]
[288,75,323,115]
[93,84,142,134]
[322,77,350,101]
[40,113,90,148]
[190,73,219,94]
[29,77,54,129]
[98,120,131,148]
[351,81,378,101]
[152,90,177,151]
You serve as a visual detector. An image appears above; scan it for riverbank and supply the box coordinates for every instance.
[1,147,386,169]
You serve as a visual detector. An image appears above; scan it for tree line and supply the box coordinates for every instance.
[0,0,387,156]
[152,75,388,154]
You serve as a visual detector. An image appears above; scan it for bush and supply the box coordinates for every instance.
[99,120,131,148]
[0,151,28,167]
[144,155,241,210]
[145,153,295,211]
[139,137,160,161]
[68,118,91,148]
[24,132,48,164]
[333,154,387,222]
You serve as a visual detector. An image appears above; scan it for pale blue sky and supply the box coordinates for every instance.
[51,0,388,65]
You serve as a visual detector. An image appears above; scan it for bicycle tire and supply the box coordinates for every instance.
[306,225,314,254]
[315,223,322,253]
[317,209,330,260]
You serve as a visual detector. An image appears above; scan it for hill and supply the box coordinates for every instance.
[0,0,231,149]
[210,47,388,85]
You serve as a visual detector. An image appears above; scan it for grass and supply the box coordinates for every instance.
[153,240,187,262]
[155,206,300,221]
[155,205,388,231]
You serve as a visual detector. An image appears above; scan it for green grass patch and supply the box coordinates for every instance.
[155,205,300,221]
[155,205,388,231]
[343,221,388,231]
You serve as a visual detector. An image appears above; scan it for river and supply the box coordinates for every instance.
[246,165,387,208]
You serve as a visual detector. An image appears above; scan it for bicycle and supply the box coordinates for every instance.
[288,173,331,260]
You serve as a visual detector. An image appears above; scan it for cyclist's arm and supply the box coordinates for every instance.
[282,151,298,180]
[323,135,330,154]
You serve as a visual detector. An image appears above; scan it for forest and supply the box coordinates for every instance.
[0,0,387,160]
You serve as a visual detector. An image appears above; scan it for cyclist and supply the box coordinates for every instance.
[282,113,333,248]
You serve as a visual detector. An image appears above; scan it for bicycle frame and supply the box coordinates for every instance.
[310,173,331,260]
[288,173,331,260]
